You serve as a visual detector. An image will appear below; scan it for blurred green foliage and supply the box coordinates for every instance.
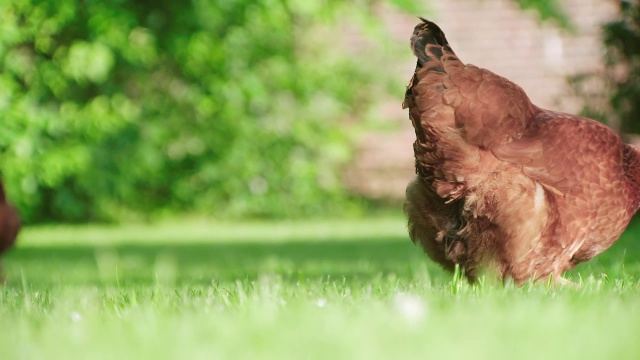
[0,0,423,223]
[514,0,571,29]
[603,0,640,134]
[569,1,640,132]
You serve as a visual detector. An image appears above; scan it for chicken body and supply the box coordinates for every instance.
[403,19,640,284]
[0,180,20,281]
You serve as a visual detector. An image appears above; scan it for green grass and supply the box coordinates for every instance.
[2,217,640,360]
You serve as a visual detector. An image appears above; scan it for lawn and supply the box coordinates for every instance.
[2,217,640,360]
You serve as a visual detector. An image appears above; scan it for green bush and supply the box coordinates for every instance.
[0,0,422,223]
[603,0,640,134]
[570,1,640,133]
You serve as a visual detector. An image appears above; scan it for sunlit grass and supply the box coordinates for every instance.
[1,217,640,359]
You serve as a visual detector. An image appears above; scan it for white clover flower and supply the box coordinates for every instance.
[393,293,427,322]
[315,298,327,308]
[70,311,83,322]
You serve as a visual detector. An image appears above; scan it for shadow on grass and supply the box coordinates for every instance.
[5,226,640,288]
[4,236,452,288]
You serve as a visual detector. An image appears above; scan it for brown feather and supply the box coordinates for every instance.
[0,180,21,281]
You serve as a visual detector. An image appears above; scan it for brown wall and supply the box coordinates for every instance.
[345,0,618,200]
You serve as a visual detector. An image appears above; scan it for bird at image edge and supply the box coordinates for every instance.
[0,179,20,282]
[403,18,640,285]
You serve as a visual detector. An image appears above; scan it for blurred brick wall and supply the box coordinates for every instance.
[345,0,618,201]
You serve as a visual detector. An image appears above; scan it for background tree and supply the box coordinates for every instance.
[0,0,423,222]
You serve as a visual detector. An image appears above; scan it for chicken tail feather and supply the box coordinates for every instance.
[0,180,5,203]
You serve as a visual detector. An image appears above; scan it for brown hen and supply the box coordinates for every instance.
[0,179,20,282]
[403,18,640,284]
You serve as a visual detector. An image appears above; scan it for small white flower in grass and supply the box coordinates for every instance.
[393,293,427,322]
[70,311,83,322]
[315,298,327,308]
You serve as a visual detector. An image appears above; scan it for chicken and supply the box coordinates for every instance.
[403,18,640,284]
[0,179,20,282]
